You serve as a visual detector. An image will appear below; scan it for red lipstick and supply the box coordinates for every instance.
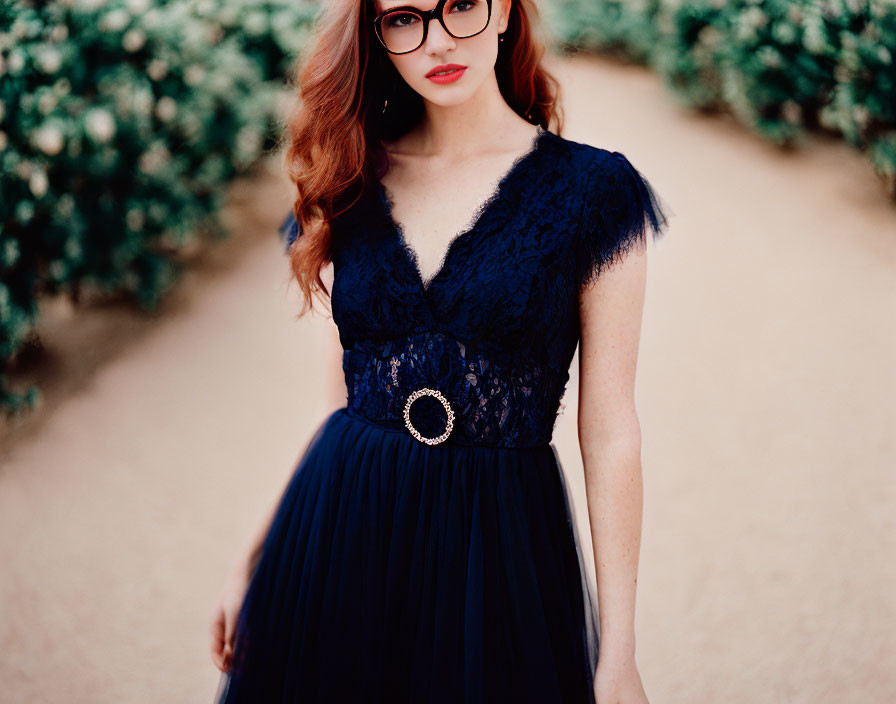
[426,63,466,84]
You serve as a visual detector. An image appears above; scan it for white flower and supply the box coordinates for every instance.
[782,100,802,125]
[11,17,29,40]
[54,77,72,96]
[142,8,161,30]
[57,194,75,216]
[100,9,131,33]
[154,96,177,122]
[878,46,892,65]
[802,18,827,54]
[853,105,870,129]
[834,64,852,83]
[49,260,65,280]
[50,24,69,42]
[1,239,20,267]
[0,131,8,151]
[75,0,110,10]
[757,46,782,69]
[38,92,58,115]
[64,236,82,260]
[840,33,858,52]
[742,7,768,30]
[126,0,150,13]
[35,45,63,74]
[184,64,206,86]
[148,202,167,222]
[85,108,116,142]
[29,170,49,198]
[126,208,146,231]
[147,58,168,81]
[184,23,207,48]
[17,200,36,224]
[207,71,233,97]
[132,89,153,116]
[772,21,797,45]
[209,24,224,46]
[698,26,723,48]
[236,126,261,158]
[7,50,25,74]
[15,160,32,180]
[138,142,170,174]
[219,6,239,26]
[179,115,201,139]
[122,28,146,52]
[32,124,65,155]
[245,12,267,36]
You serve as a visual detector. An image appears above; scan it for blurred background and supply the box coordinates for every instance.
[1,0,894,702]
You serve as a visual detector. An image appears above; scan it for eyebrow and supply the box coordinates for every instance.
[378,0,439,11]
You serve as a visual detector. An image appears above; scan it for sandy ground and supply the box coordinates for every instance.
[1,52,895,703]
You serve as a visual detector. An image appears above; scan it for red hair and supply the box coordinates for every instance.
[279,0,565,315]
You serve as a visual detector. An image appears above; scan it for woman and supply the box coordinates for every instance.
[209,0,670,701]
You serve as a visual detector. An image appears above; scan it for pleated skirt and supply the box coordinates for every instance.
[215,406,599,704]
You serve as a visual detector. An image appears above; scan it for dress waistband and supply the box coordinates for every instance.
[341,332,566,449]
[340,406,552,452]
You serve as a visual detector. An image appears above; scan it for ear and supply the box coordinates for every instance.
[498,0,511,33]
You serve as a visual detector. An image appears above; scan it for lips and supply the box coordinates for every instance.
[426,63,466,77]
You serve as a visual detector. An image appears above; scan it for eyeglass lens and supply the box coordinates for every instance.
[379,0,489,53]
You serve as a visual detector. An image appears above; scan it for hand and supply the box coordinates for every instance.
[593,651,649,704]
[209,559,252,673]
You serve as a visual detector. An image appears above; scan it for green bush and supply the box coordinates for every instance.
[548,0,896,192]
[0,0,318,414]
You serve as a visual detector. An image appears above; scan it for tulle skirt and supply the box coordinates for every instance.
[215,406,599,704]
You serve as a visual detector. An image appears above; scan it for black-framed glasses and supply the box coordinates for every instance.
[373,0,493,55]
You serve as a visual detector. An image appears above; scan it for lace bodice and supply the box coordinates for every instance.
[279,129,670,447]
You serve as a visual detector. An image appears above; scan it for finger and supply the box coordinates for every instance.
[210,639,224,671]
[210,611,226,669]
[209,605,223,636]
[224,606,239,649]
[210,610,225,649]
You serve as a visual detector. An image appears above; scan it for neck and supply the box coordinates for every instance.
[411,72,537,160]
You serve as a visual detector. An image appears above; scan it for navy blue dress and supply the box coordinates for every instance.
[216,126,670,704]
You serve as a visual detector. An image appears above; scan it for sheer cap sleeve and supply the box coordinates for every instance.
[279,210,301,252]
[575,150,671,289]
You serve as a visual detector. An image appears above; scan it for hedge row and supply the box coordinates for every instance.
[550,0,896,194]
[0,0,318,414]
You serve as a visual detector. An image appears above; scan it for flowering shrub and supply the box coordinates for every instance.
[0,0,317,414]
[550,0,896,191]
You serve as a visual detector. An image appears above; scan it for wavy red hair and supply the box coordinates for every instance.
[278,0,565,315]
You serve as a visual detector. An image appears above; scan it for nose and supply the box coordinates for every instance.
[423,14,456,52]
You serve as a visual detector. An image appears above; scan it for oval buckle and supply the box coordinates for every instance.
[403,387,454,445]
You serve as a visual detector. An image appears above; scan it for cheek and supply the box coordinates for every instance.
[390,53,429,88]
[389,32,498,90]
[468,30,499,66]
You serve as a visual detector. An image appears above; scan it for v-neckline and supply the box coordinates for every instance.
[376,125,548,297]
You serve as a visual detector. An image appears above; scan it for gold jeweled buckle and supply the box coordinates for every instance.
[403,387,454,445]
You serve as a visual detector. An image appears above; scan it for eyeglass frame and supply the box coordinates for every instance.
[372,0,494,55]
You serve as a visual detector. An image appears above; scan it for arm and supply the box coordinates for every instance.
[572,146,670,698]
[577,242,649,683]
